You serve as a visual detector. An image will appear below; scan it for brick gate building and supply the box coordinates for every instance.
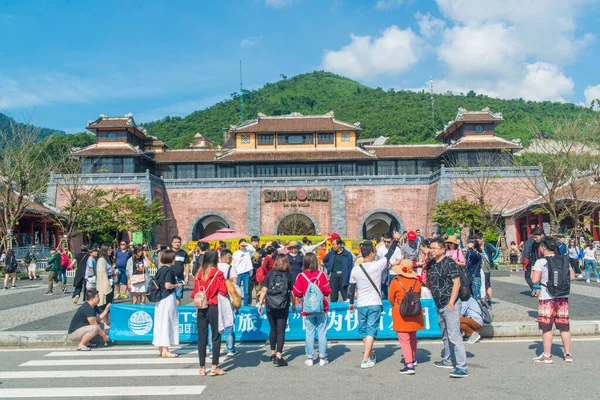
[46,108,541,244]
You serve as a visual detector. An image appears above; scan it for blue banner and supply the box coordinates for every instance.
[109,299,441,342]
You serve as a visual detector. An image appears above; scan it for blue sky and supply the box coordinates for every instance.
[1,0,599,133]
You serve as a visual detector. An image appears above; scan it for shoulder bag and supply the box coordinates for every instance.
[359,264,381,298]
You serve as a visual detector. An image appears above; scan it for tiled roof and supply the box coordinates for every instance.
[448,137,521,150]
[73,145,142,156]
[365,145,447,158]
[153,150,220,163]
[216,148,374,162]
[436,107,503,139]
[232,112,361,133]
[87,114,147,137]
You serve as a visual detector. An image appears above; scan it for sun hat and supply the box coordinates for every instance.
[392,259,418,278]
[445,235,460,246]
[286,240,300,249]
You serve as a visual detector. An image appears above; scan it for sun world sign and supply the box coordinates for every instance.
[264,189,330,203]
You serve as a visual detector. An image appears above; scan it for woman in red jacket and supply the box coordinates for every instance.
[292,252,332,367]
[192,250,228,376]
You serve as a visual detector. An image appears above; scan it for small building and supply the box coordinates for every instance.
[190,133,213,148]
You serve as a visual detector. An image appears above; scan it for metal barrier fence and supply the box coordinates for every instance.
[13,262,159,278]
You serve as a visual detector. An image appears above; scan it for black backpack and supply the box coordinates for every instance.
[397,279,422,317]
[24,251,33,264]
[146,268,165,303]
[543,255,571,297]
[457,264,472,302]
[192,254,204,277]
[266,271,290,310]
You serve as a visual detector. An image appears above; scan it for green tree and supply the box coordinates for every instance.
[432,197,489,234]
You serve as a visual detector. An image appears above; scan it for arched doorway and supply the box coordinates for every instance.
[275,212,318,236]
[360,210,402,240]
[190,212,232,241]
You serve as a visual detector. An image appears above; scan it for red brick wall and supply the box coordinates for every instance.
[260,188,332,235]
[164,188,248,242]
[344,186,433,238]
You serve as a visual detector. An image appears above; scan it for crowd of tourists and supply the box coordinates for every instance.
[54,226,581,377]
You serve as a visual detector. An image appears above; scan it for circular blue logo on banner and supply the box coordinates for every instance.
[128,311,153,335]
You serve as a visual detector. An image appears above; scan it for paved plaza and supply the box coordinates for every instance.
[1,272,599,332]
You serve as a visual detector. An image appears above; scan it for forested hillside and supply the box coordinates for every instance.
[0,113,66,140]
[142,71,595,148]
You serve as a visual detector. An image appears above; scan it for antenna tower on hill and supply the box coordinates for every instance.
[430,76,435,128]
[240,60,245,123]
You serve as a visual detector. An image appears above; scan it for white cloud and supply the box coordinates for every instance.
[322,26,422,79]
[415,12,445,39]
[375,0,405,9]
[240,36,262,47]
[431,0,591,102]
[264,0,293,8]
[584,84,600,108]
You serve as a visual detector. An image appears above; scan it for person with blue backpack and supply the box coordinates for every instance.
[292,252,332,367]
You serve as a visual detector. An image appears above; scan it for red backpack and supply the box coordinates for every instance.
[60,253,70,268]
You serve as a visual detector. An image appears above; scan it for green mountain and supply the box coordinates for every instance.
[0,113,66,140]
[145,71,594,148]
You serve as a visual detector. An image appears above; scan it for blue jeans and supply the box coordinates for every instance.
[238,272,251,306]
[305,312,328,359]
[471,276,482,299]
[207,325,236,354]
[58,268,67,285]
[584,259,599,280]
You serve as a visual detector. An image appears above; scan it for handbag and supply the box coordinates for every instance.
[193,272,218,309]
[131,274,146,285]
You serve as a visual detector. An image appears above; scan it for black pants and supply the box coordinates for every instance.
[524,264,534,290]
[267,308,289,353]
[329,273,347,302]
[72,276,85,300]
[569,257,582,274]
[197,305,220,367]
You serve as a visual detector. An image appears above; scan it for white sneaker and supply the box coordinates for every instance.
[304,359,314,367]
[597,279,600,283]
[467,332,481,344]
[319,358,329,366]
[586,279,590,283]
[360,360,375,369]
[533,353,553,364]
[577,274,583,278]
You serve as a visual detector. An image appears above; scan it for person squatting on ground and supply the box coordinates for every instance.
[257,254,296,367]
[292,252,332,367]
[67,289,110,351]
[531,236,574,364]
[193,250,228,376]
[348,231,401,369]
[460,296,483,344]
[388,259,424,375]
[153,249,183,359]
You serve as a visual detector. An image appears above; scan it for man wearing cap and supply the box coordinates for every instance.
[26,245,38,280]
[401,231,420,263]
[323,237,354,302]
[287,241,304,282]
[232,238,256,306]
[348,231,401,369]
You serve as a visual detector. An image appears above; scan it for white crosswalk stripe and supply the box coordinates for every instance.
[0,347,208,399]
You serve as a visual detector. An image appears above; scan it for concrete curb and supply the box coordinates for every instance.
[1,321,600,347]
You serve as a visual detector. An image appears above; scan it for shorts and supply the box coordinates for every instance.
[116,269,128,285]
[28,262,37,273]
[509,255,519,264]
[174,280,184,300]
[484,272,491,289]
[68,325,98,342]
[357,305,382,338]
[537,298,570,332]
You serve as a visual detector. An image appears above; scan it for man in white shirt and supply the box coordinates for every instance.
[531,236,575,364]
[349,231,401,369]
[376,232,403,298]
[232,239,255,306]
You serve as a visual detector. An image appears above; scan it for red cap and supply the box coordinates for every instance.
[327,232,341,242]
[407,231,417,241]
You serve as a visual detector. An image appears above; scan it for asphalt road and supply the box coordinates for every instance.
[0,338,597,399]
